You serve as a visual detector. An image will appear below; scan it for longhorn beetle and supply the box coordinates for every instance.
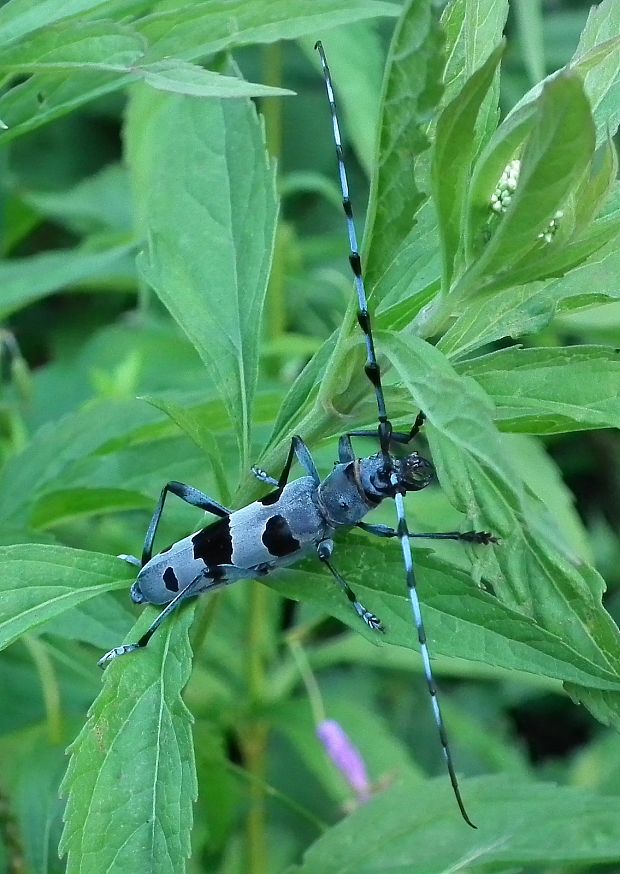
[99,41,497,828]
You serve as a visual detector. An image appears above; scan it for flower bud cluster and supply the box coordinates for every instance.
[490,159,520,213]
[537,210,564,243]
[490,157,563,243]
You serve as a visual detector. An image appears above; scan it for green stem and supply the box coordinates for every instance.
[410,288,452,339]
[240,51,285,860]
[226,760,327,833]
[262,42,286,348]
[242,583,270,874]
[288,639,326,727]
[262,42,283,161]
[189,590,221,655]
[23,636,63,745]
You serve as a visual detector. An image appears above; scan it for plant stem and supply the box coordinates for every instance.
[226,760,327,833]
[23,636,63,745]
[239,45,287,869]
[189,590,221,656]
[243,582,270,874]
[288,638,326,726]
[262,42,286,349]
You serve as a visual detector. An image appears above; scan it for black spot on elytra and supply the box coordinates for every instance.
[262,515,300,557]
[163,566,179,592]
[192,517,233,565]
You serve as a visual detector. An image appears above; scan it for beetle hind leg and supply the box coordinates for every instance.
[98,569,221,668]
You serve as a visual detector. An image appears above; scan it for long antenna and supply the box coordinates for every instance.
[314,41,392,458]
[315,40,476,829]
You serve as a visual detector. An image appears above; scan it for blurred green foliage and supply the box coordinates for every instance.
[0,1,620,873]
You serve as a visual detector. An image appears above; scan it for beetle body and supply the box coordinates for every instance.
[131,452,433,611]
[133,475,331,607]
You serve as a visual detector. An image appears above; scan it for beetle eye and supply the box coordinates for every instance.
[401,453,434,490]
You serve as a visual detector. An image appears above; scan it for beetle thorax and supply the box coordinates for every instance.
[317,451,434,527]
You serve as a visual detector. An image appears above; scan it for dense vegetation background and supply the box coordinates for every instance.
[0,0,619,872]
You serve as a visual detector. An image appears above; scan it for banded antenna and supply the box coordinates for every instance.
[315,40,476,829]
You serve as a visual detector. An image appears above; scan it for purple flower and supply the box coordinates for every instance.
[317,719,371,803]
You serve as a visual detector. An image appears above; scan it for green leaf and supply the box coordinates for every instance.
[432,44,503,289]
[263,333,337,455]
[464,100,538,263]
[437,279,550,359]
[0,545,130,652]
[127,85,278,477]
[0,238,135,319]
[514,0,545,85]
[460,345,620,433]
[440,0,509,101]
[482,187,620,293]
[496,434,592,562]
[373,221,441,330]
[138,1,400,58]
[273,537,620,691]
[507,15,620,148]
[0,0,118,46]
[289,775,620,873]
[60,608,197,874]
[566,684,620,733]
[573,136,618,228]
[0,0,398,143]
[378,333,620,720]
[435,0,508,181]
[22,164,133,235]
[300,24,384,179]
[0,19,146,72]
[0,23,294,97]
[370,0,510,323]
[0,399,164,527]
[0,68,125,143]
[551,219,620,309]
[45,596,135,649]
[456,72,596,300]
[143,395,232,507]
[572,0,620,143]
[136,59,295,98]
[364,0,444,294]
[305,0,447,448]
[464,42,619,270]
[438,227,620,359]
[31,487,153,529]
[13,738,65,874]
